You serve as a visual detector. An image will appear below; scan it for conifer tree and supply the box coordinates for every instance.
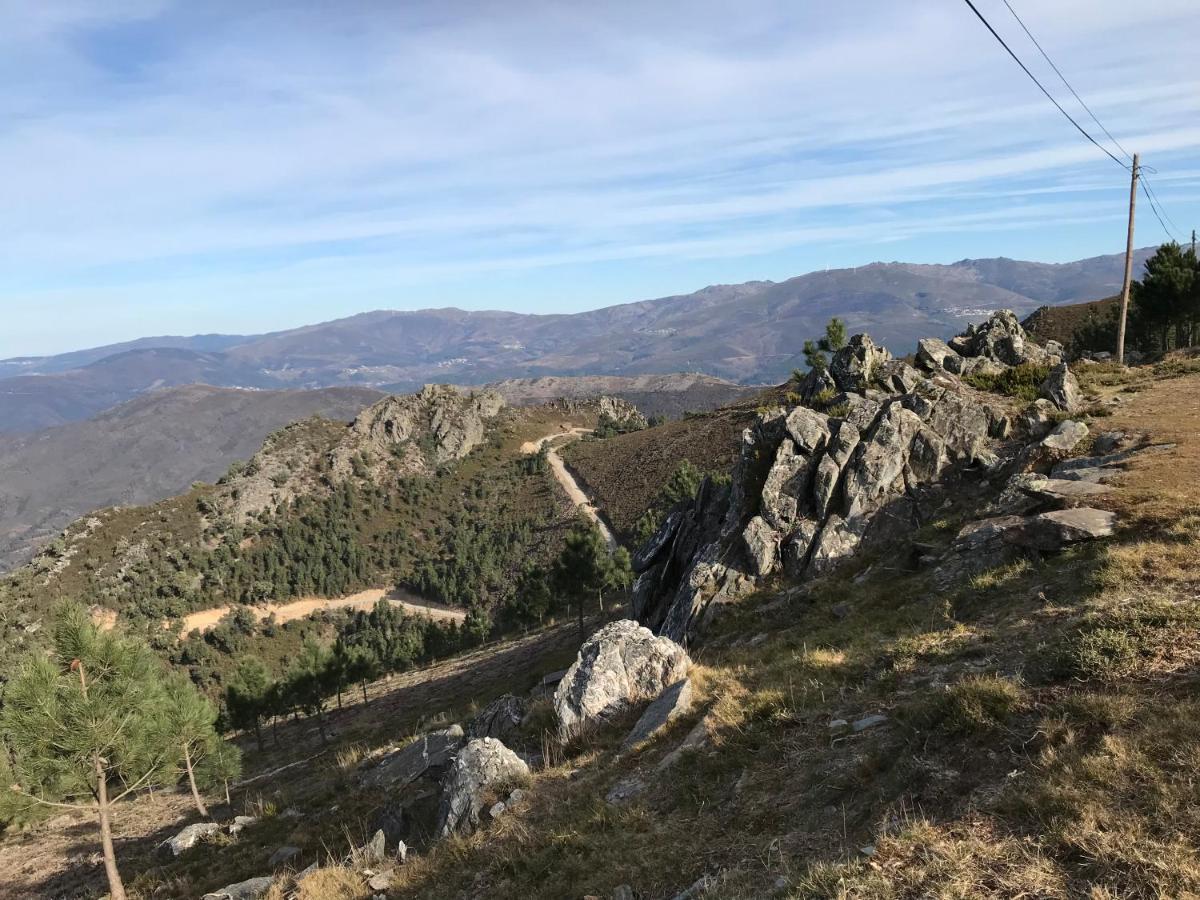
[1,607,175,900]
[162,672,234,817]
[226,656,273,752]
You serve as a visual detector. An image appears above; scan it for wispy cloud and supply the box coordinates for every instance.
[1,0,1197,356]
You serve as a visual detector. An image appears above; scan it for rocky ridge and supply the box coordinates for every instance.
[631,310,1113,644]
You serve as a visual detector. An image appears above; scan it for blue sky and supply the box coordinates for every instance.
[2,0,1198,358]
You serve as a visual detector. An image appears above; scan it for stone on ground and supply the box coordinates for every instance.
[622,678,695,750]
[164,821,220,857]
[436,737,530,838]
[201,876,275,900]
[554,619,690,737]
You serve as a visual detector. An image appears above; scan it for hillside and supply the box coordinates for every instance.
[481,373,761,420]
[4,314,1200,899]
[0,247,1159,433]
[1022,296,1121,349]
[0,385,382,572]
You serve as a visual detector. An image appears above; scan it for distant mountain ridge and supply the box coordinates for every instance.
[0,247,1158,433]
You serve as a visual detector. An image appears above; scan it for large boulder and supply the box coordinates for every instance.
[554,620,690,737]
[163,821,220,857]
[435,738,530,838]
[916,337,960,372]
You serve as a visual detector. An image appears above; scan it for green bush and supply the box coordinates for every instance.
[902,674,1023,737]
[963,363,1050,401]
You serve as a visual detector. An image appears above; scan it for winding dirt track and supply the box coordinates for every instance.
[179,588,465,635]
[180,424,616,635]
[522,426,617,550]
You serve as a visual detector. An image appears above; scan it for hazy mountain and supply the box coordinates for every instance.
[0,384,381,571]
[0,247,1158,433]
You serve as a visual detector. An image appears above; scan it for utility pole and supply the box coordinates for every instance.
[1115,153,1139,366]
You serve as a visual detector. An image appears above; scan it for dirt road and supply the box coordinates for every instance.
[179,588,465,634]
[522,426,617,549]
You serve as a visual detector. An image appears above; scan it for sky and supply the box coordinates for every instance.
[2,0,1198,359]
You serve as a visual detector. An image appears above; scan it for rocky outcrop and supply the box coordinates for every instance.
[330,385,504,480]
[435,738,530,838]
[597,395,650,432]
[554,620,690,737]
[468,694,527,743]
[360,724,465,788]
[631,311,1093,644]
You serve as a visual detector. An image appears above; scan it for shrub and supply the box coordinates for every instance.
[963,363,1050,401]
[1067,627,1139,681]
[902,674,1023,737]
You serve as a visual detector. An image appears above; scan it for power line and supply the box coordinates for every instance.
[1000,0,1132,163]
[1140,177,1180,242]
[959,0,1129,170]
[1141,175,1183,240]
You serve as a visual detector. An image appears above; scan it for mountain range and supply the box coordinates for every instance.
[0,247,1156,434]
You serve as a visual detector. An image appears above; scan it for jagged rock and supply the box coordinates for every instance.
[1040,420,1088,453]
[1040,362,1082,412]
[622,678,694,750]
[960,309,1040,366]
[808,514,865,573]
[839,394,883,433]
[329,386,504,479]
[1093,430,1143,455]
[796,366,837,405]
[742,515,779,577]
[201,877,275,900]
[228,815,258,835]
[363,829,387,864]
[830,334,892,393]
[361,724,465,788]
[780,520,820,576]
[1020,399,1057,439]
[917,337,959,372]
[1045,339,1065,357]
[268,845,301,867]
[554,620,690,736]
[883,360,924,393]
[633,510,683,571]
[843,404,924,521]
[163,822,220,857]
[657,712,715,772]
[785,406,832,453]
[468,694,527,743]
[992,473,1110,515]
[435,738,530,837]
[812,420,860,520]
[759,441,808,530]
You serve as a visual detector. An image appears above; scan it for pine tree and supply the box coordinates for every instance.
[162,672,230,818]
[226,656,272,752]
[1,607,176,900]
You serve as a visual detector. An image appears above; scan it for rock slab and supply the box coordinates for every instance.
[622,678,695,750]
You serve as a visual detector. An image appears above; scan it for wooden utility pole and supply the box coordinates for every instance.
[1115,153,1140,366]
